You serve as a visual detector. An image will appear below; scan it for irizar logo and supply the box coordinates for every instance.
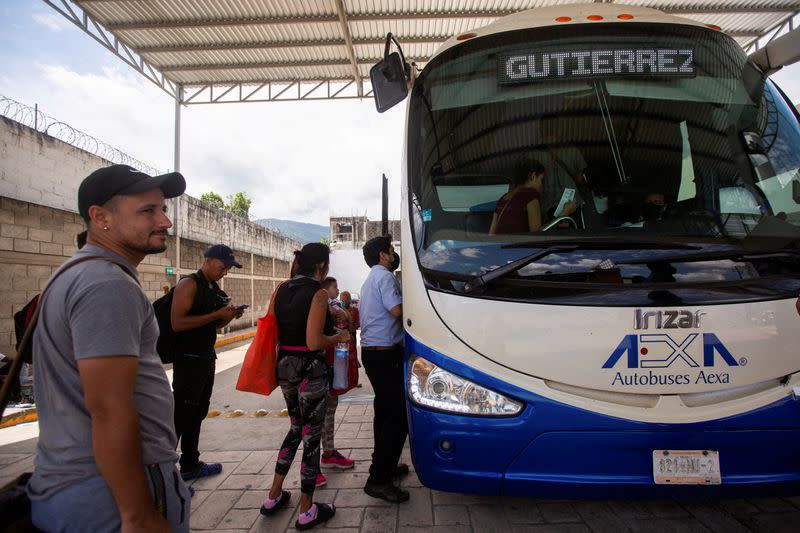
[634,308,704,329]
[603,311,746,387]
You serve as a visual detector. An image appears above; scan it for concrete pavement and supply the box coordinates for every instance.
[2,344,800,532]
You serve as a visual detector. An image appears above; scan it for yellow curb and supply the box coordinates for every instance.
[0,409,38,429]
[214,330,256,348]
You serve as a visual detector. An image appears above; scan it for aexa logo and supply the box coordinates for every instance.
[602,333,740,369]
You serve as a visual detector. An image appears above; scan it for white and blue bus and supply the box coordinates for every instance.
[371,3,800,498]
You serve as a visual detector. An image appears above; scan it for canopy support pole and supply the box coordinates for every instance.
[174,85,183,279]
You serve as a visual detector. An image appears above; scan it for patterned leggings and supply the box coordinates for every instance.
[321,393,338,452]
[274,352,329,495]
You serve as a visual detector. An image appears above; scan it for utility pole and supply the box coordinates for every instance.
[381,173,388,237]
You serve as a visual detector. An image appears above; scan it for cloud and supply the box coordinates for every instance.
[772,66,800,105]
[1,62,406,226]
[32,12,66,32]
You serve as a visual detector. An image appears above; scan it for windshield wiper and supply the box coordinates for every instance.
[464,240,701,293]
[463,245,579,293]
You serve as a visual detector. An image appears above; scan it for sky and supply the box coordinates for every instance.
[0,1,406,226]
[1,1,799,227]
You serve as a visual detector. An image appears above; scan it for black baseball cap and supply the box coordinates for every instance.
[78,164,186,221]
[204,244,242,268]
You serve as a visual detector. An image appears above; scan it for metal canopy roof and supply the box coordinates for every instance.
[45,1,800,105]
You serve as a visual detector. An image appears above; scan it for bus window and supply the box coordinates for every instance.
[752,83,800,225]
[407,23,800,282]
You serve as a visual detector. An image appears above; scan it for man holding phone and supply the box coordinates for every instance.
[170,244,244,480]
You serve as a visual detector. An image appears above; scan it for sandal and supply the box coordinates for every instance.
[295,502,336,530]
[260,490,291,516]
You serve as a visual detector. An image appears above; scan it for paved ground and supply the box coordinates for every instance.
[2,344,800,532]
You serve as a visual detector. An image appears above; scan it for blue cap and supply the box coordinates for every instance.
[204,244,242,268]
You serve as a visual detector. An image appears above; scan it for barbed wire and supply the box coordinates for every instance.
[1,95,162,176]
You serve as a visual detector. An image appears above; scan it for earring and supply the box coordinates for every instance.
[103,226,109,231]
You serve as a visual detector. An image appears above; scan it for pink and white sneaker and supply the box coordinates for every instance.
[321,450,355,470]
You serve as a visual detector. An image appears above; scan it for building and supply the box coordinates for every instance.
[329,215,400,250]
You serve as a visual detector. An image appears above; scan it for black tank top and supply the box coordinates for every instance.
[275,276,334,347]
[178,270,222,357]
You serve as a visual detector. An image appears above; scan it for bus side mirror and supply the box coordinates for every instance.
[370,52,409,113]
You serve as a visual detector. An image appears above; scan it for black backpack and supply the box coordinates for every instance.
[153,273,201,364]
[2,296,41,403]
[13,295,40,365]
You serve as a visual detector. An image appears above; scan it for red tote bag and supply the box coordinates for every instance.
[235,283,286,396]
[235,313,279,396]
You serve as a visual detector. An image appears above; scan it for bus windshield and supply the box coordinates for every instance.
[408,24,800,283]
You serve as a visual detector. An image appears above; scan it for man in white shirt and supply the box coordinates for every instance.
[359,235,409,503]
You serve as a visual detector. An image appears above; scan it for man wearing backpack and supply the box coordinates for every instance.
[28,164,189,532]
[171,244,243,481]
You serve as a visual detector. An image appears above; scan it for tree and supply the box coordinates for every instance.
[200,192,225,209]
[227,192,252,218]
[200,191,252,218]
[319,237,331,246]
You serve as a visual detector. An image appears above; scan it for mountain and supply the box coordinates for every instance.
[255,218,328,244]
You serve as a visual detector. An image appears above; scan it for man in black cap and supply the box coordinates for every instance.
[28,165,190,531]
[170,243,244,480]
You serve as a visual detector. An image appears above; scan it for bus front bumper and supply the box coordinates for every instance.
[405,339,800,499]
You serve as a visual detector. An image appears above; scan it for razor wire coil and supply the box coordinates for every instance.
[1,95,162,176]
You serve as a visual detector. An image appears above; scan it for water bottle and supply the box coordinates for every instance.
[332,320,349,390]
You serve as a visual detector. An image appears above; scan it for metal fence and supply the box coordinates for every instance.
[0,95,162,176]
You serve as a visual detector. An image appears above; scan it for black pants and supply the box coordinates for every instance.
[361,347,408,485]
[172,354,215,472]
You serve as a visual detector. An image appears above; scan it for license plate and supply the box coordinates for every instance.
[652,450,721,485]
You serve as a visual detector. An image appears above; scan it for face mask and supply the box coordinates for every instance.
[389,252,400,272]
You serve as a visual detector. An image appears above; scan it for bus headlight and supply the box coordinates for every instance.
[408,355,522,416]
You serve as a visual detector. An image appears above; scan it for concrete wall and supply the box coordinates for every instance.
[0,117,301,358]
[0,117,99,213]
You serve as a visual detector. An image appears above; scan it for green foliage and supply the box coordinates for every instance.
[227,192,252,218]
[200,192,225,209]
[200,191,252,218]
[319,237,331,246]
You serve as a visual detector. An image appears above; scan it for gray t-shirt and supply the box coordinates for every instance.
[28,244,178,500]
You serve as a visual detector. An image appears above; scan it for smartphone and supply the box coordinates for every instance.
[554,188,576,217]
[235,304,250,311]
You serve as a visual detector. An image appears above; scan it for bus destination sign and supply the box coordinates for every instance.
[499,48,695,84]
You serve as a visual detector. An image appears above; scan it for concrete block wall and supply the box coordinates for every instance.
[254,255,273,277]
[275,259,291,278]
[253,280,275,317]
[0,117,303,357]
[221,277,251,331]
[177,195,299,261]
[0,197,179,357]
[0,117,101,214]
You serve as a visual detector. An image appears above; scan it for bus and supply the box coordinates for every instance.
[370,3,800,498]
